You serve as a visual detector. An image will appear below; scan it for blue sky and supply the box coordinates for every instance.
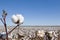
[0,0,60,26]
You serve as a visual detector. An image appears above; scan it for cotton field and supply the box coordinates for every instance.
[0,26,60,40]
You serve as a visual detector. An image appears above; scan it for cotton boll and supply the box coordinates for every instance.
[16,14,24,24]
[12,15,19,24]
[37,30,45,37]
[48,31,54,37]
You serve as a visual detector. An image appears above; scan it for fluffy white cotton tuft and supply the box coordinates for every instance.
[16,14,24,24]
[12,15,19,24]
[37,30,45,37]
[11,14,24,24]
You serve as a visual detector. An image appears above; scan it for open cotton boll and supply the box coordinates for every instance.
[16,14,24,24]
[48,31,54,37]
[12,15,19,24]
[37,30,45,37]
[1,32,6,39]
